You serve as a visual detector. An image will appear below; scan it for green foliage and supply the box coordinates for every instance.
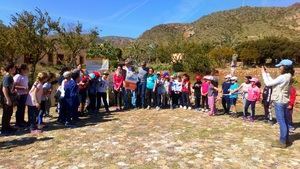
[236,36,300,65]
[208,46,235,67]
[88,42,122,61]
[151,63,172,72]
[58,22,98,67]
[138,5,300,46]
[172,62,184,72]
[11,8,60,82]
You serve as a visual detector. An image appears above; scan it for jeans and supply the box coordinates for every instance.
[274,102,289,144]
[131,90,137,108]
[162,93,170,108]
[156,93,162,107]
[1,103,13,131]
[286,108,294,129]
[208,96,216,115]
[263,101,271,120]
[244,100,256,118]
[97,92,109,111]
[15,94,28,125]
[194,95,201,109]
[28,106,39,130]
[222,96,231,114]
[202,95,209,109]
[171,91,180,108]
[38,100,46,125]
[137,82,146,108]
[146,88,156,107]
[122,88,131,109]
[181,92,190,107]
[114,90,123,108]
[88,93,97,112]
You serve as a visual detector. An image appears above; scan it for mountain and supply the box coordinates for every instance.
[101,36,135,48]
[138,3,300,44]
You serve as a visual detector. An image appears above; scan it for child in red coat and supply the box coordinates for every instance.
[287,80,297,132]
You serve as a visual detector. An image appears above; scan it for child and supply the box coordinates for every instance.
[154,73,164,110]
[171,74,182,109]
[113,66,124,111]
[262,86,272,122]
[87,73,97,113]
[78,75,89,116]
[181,74,192,110]
[229,76,239,117]
[193,75,202,111]
[221,75,232,115]
[234,76,252,115]
[207,76,219,116]
[26,72,48,134]
[244,78,261,122]
[287,79,296,132]
[97,71,110,113]
[162,74,171,108]
[37,72,55,129]
[13,64,29,128]
[201,76,209,112]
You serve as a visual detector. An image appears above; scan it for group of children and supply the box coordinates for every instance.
[0,61,297,135]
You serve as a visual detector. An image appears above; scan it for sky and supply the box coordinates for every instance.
[0,0,299,38]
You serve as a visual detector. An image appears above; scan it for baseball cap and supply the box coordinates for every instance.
[250,77,258,83]
[275,59,293,67]
[231,76,238,81]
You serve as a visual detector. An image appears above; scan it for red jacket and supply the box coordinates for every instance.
[289,86,296,108]
[182,80,191,94]
[113,73,124,91]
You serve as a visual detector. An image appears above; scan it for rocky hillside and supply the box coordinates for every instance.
[138,3,300,44]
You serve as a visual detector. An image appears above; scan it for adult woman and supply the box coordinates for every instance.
[146,68,157,109]
[13,64,29,127]
[113,66,124,110]
[262,59,294,148]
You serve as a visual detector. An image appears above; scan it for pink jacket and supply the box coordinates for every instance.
[247,86,261,102]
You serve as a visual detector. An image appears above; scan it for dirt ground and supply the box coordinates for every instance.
[0,102,299,169]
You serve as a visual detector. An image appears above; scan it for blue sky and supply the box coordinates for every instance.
[0,0,298,38]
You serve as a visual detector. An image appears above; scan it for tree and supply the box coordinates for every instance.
[11,8,60,82]
[57,23,98,66]
[0,24,19,64]
[239,48,260,65]
[208,46,235,67]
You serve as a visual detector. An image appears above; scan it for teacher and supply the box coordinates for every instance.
[261,59,294,148]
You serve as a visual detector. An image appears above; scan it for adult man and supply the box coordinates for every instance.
[137,61,149,108]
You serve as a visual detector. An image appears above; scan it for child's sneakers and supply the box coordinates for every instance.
[183,106,187,110]
[205,109,209,112]
[180,105,183,109]
[147,106,151,110]
[156,106,160,111]
[188,107,192,110]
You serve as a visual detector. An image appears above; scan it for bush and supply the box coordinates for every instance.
[151,63,172,71]
[172,62,184,72]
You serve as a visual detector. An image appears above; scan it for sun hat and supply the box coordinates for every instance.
[93,71,101,78]
[63,71,72,78]
[275,59,293,67]
[89,73,96,79]
[103,71,109,75]
[225,74,232,79]
[230,76,238,81]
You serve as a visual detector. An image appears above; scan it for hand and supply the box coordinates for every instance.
[6,99,12,106]
[287,105,292,109]
[261,66,267,73]
[36,103,41,110]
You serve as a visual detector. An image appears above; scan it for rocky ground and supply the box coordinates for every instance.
[0,103,299,169]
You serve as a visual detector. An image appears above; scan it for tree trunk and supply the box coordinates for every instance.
[30,62,37,86]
